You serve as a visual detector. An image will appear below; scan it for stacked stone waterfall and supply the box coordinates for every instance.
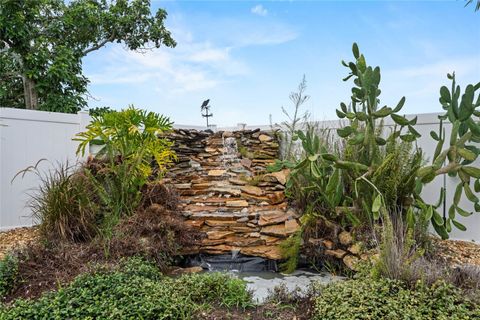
[165,129,299,260]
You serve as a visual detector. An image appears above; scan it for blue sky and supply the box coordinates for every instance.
[83,0,480,126]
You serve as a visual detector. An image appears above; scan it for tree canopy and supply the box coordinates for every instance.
[0,0,176,113]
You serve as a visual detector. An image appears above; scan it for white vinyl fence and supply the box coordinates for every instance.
[1,108,479,241]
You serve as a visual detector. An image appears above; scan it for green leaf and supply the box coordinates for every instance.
[432,209,444,226]
[406,207,415,229]
[391,114,410,126]
[375,137,386,146]
[425,205,433,221]
[452,220,466,231]
[457,148,477,161]
[400,134,416,142]
[337,126,354,138]
[321,153,338,162]
[463,183,479,202]
[450,120,460,146]
[340,102,348,113]
[448,205,456,219]
[432,223,449,240]
[430,131,440,141]
[454,183,463,205]
[372,106,392,118]
[372,194,382,213]
[475,202,480,212]
[348,132,365,145]
[336,109,346,119]
[456,205,472,217]
[462,166,480,178]
[352,43,360,59]
[475,179,480,193]
[393,97,406,113]
[408,125,421,138]
[440,86,451,103]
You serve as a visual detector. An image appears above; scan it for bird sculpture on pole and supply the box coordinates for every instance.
[200,99,213,127]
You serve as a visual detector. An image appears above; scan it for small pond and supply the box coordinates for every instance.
[183,253,344,303]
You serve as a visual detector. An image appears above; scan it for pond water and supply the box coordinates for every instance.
[183,253,343,303]
[236,269,343,303]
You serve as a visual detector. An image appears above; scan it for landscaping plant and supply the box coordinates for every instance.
[416,73,480,238]
[75,106,176,238]
[0,257,252,320]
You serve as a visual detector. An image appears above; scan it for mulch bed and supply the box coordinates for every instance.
[431,237,480,267]
[0,227,39,260]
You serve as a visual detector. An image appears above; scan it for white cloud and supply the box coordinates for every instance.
[251,4,268,17]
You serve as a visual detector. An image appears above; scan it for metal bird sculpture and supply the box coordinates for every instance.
[200,99,213,127]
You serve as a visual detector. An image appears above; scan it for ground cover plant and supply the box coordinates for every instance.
[312,276,479,320]
[0,257,253,320]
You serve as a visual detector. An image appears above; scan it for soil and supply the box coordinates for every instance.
[195,300,313,320]
[431,237,480,266]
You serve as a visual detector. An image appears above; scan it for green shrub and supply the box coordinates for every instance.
[312,277,479,320]
[0,255,18,299]
[0,258,252,319]
[75,106,176,238]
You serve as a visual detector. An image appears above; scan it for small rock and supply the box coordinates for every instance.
[348,243,362,255]
[339,231,353,246]
[169,266,203,275]
[208,169,226,176]
[236,217,249,223]
[322,239,335,250]
[343,255,360,271]
[241,208,249,213]
[267,191,285,205]
[226,200,249,207]
[258,134,273,142]
[241,158,252,168]
[241,185,264,196]
[325,249,347,259]
[249,232,261,238]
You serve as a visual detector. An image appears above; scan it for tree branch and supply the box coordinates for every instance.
[82,32,116,55]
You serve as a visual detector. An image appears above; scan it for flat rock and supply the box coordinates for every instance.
[285,219,300,234]
[208,169,226,176]
[241,245,282,260]
[226,200,249,207]
[258,211,290,226]
[325,249,347,259]
[258,134,273,142]
[241,185,264,196]
[207,231,235,240]
[261,224,287,238]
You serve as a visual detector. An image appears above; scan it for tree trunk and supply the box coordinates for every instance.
[23,76,38,109]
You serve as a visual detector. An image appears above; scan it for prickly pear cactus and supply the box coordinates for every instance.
[335,43,420,165]
[417,73,480,238]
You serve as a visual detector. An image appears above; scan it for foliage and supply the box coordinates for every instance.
[272,75,311,161]
[0,255,18,300]
[0,0,175,112]
[75,107,176,238]
[0,257,252,319]
[88,106,114,117]
[312,277,479,320]
[279,232,302,273]
[417,73,480,238]
[371,215,425,283]
[25,162,99,242]
[465,0,480,11]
